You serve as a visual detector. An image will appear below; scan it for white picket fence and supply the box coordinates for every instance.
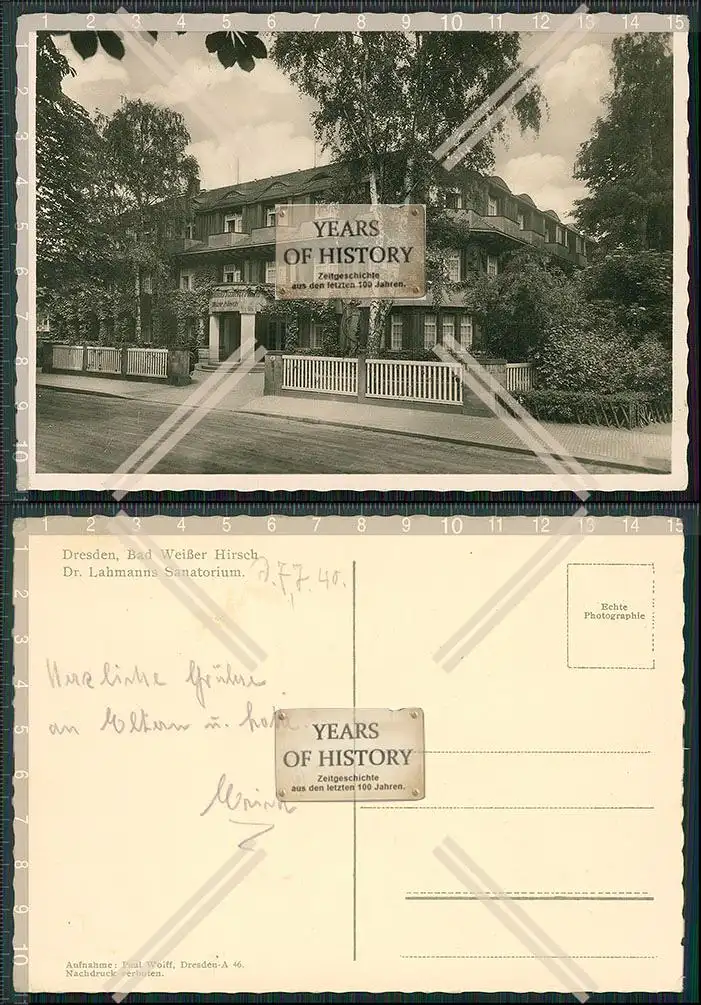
[504,362,534,392]
[126,347,169,378]
[52,345,84,371]
[367,359,463,405]
[50,344,169,380]
[86,346,121,374]
[282,355,358,395]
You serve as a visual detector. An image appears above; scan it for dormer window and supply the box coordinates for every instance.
[487,196,498,217]
[265,205,276,228]
[517,211,525,231]
[225,212,243,234]
[555,225,564,245]
[184,222,195,240]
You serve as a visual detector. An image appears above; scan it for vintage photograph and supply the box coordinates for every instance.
[26,19,687,489]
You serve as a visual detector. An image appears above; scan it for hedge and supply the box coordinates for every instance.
[513,389,672,428]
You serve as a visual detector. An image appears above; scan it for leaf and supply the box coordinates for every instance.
[237,50,256,73]
[216,38,238,69]
[69,32,99,60]
[243,33,267,60]
[98,32,125,61]
[234,37,255,72]
[205,32,227,53]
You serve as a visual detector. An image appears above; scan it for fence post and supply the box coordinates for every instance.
[167,348,192,386]
[357,355,367,402]
[120,347,129,377]
[42,344,54,373]
[264,352,283,396]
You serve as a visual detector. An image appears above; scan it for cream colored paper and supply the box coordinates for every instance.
[15,518,685,994]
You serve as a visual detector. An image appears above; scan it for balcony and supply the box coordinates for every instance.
[207,231,252,250]
[167,236,204,253]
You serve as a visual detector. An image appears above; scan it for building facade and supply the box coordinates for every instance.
[170,163,590,364]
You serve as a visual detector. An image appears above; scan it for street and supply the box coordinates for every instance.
[35,388,622,475]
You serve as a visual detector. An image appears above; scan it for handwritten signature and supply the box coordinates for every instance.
[200,772,296,850]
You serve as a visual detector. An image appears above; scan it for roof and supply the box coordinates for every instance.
[516,193,536,207]
[194,163,347,211]
[487,175,512,192]
[544,209,561,221]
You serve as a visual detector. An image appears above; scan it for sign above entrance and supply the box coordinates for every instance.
[208,287,268,313]
[275,203,426,301]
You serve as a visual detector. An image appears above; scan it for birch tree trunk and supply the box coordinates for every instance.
[365,169,382,357]
[134,266,142,344]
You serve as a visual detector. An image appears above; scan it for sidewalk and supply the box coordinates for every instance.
[37,367,264,411]
[239,396,673,473]
[37,369,672,472]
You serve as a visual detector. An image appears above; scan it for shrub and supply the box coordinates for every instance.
[514,388,672,428]
[532,324,672,397]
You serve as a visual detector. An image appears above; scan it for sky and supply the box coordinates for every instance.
[55,30,615,225]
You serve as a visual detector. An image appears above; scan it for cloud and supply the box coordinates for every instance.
[500,153,586,222]
[56,35,130,113]
[188,122,326,189]
[540,43,611,106]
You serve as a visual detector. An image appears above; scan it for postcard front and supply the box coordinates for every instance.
[15,11,689,492]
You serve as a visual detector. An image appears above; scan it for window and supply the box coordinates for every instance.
[423,314,437,349]
[184,222,195,240]
[390,314,403,350]
[556,225,564,245]
[265,205,276,227]
[517,211,525,231]
[310,323,323,349]
[446,252,461,283]
[487,195,498,217]
[442,315,455,346]
[179,272,194,291]
[575,235,584,254]
[486,255,498,278]
[225,212,243,234]
[446,188,463,210]
[223,263,242,284]
[142,274,153,294]
[265,260,277,284]
[459,315,474,350]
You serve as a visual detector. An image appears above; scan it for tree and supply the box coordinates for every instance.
[36,33,105,292]
[96,99,200,342]
[577,248,673,349]
[468,250,581,362]
[574,34,673,252]
[272,32,543,353]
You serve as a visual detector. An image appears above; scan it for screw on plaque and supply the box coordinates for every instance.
[412,788,420,797]
[412,286,420,294]
[411,208,419,216]
[278,790,286,799]
[410,709,418,718]
[277,711,286,721]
